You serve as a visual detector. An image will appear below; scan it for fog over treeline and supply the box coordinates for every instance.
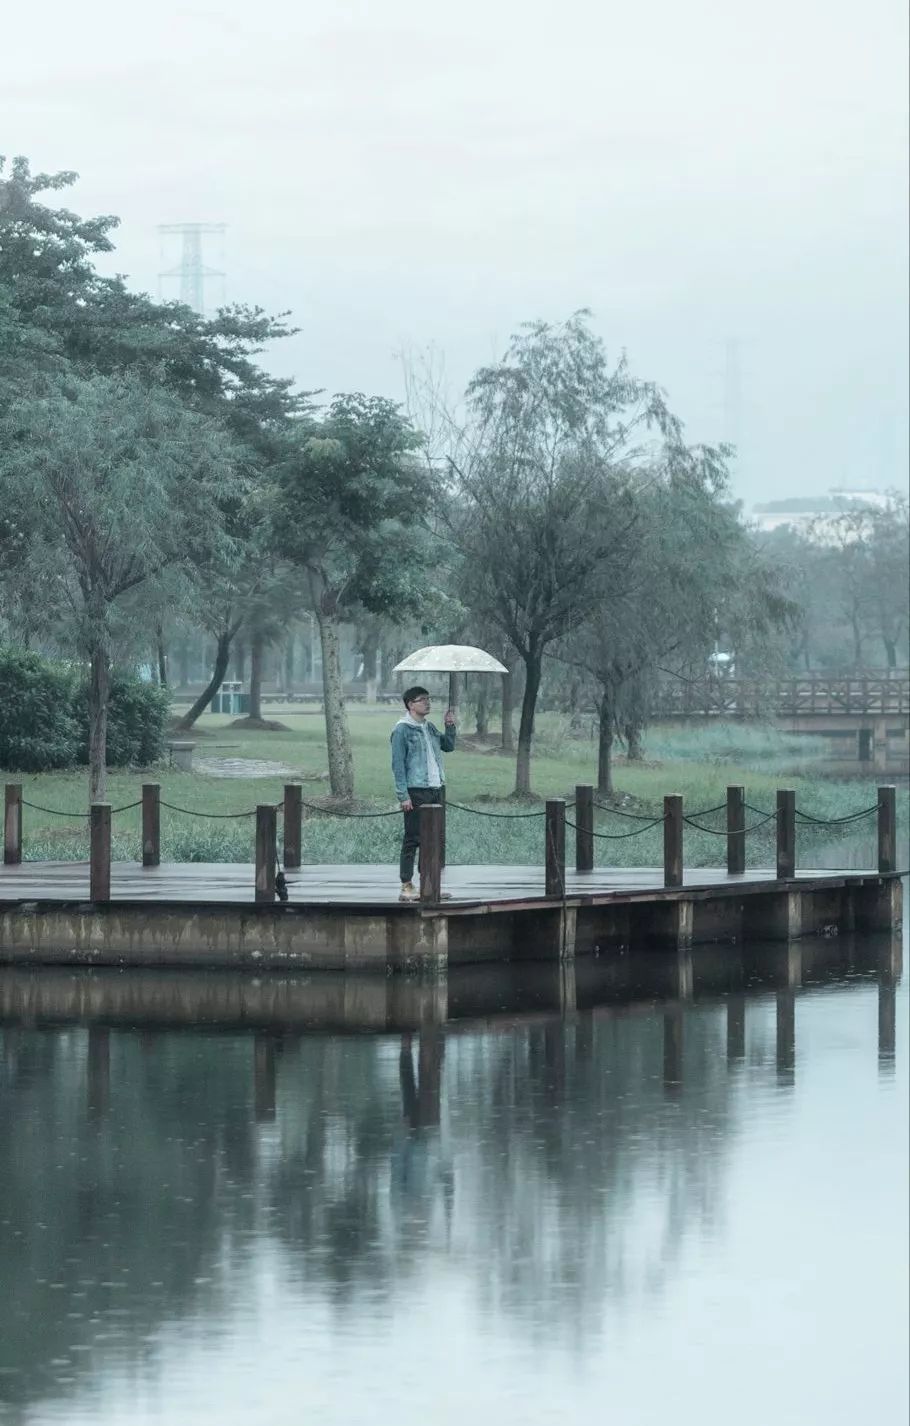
[3,0,907,505]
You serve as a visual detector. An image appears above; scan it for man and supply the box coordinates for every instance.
[391,686,457,901]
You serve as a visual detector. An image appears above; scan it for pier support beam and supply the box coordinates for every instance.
[4,784,22,866]
[663,795,683,888]
[575,785,594,873]
[877,785,896,874]
[853,877,902,933]
[514,905,577,960]
[545,799,566,897]
[633,897,694,950]
[776,789,796,879]
[283,784,302,870]
[727,784,745,875]
[90,804,111,904]
[387,913,448,972]
[742,889,803,942]
[419,804,444,904]
[142,783,160,867]
[254,805,277,903]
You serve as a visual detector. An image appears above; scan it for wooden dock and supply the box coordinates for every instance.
[1,780,902,972]
[0,858,901,972]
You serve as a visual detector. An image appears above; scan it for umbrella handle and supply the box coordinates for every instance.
[447,672,460,715]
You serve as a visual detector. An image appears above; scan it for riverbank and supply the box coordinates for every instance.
[5,712,907,869]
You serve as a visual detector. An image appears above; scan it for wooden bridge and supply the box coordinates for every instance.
[653,674,910,719]
[652,674,910,771]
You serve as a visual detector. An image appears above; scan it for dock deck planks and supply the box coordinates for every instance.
[0,859,878,911]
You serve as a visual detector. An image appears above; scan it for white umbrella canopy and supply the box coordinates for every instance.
[392,644,507,674]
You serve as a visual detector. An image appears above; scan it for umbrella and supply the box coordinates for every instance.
[392,644,507,713]
[392,644,507,675]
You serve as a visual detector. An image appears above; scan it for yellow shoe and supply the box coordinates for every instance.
[399,882,419,902]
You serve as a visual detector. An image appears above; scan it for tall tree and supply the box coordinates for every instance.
[559,451,792,793]
[863,494,910,669]
[1,156,309,721]
[448,313,677,795]
[274,395,429,798]
[0,372,241,800]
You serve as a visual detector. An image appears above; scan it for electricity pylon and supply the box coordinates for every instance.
[158,223,226,314]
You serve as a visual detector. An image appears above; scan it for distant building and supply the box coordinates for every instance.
[751,487,890,538]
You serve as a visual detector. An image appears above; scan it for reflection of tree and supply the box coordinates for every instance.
[443,1007,735,1346]
[1,955,890,1419]
[0,1031,265,1421]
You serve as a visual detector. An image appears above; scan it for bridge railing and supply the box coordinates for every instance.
[653,676,910,718]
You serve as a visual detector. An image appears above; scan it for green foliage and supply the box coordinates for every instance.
[79,671,171,768]
[642,721,830,770]
[274,393,430,616]
[756,495,910,671]
[0,647,169,772]
[0,646,81,772]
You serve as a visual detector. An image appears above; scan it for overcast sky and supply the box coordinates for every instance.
[4,0,908,504]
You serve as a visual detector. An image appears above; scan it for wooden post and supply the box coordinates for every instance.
[663,794,683,888]
[255,804,277,903]
[4,784,22,865]
[776,789,796,880]
[90,803,112,904]
[141,783,160,868]
[575,784,594,873]
[283,784,302,869]
[545,798,566,898]
[726,784,745,875]
[877,785,896,874]
[419,803,444,904]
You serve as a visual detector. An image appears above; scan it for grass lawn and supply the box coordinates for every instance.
[5,707,904,869]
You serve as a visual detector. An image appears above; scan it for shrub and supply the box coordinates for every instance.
[75,671,171,768]
[0,646,171,772]
[0,646,81,771]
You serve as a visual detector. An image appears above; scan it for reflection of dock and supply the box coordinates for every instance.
[0,929,900,1038]
[0,861,901,971]
[0,935,901,1125]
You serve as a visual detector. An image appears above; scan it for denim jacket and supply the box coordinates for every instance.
[391,717,457,802]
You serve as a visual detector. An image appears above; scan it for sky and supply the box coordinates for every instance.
[3,0,908,505]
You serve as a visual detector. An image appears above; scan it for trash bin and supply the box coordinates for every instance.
[212,681,248,715]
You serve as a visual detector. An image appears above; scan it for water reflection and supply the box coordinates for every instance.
[0,930,904,1426]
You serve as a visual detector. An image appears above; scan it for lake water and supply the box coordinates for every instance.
[1,924,907,1426]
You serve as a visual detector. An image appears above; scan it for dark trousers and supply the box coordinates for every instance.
[399,786,445,883]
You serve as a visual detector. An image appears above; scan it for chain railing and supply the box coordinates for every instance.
[2,779,902,905]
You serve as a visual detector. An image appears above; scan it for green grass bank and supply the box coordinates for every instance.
[4,709,906,871]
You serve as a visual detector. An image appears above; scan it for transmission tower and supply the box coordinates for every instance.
[158,223,226,314]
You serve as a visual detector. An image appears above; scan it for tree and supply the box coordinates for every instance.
[274,395,429,798]
[559,451,792,793]
[1,156,307,710]
[448,313,677,795]
[864,495,910,669]
[0,372,241,801]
